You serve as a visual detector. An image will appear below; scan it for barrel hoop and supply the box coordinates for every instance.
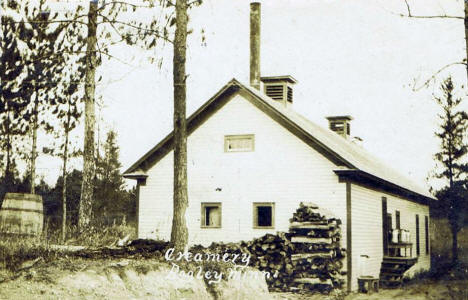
[0,207,43,214]
[4,194,43,203]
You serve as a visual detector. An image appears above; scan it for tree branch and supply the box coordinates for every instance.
[402,0,463,20]
[12,15,89,26]
[97,1,153,11]
[98,19,173,44]
[412,62,467,91]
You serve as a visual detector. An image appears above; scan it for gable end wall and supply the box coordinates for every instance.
[137,93,347,246]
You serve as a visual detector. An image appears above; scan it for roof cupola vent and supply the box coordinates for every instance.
[261,75,297,108]
[326,115,353,139]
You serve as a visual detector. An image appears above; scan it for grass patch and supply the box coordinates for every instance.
[64,224,137,247]
[0,234,57,271]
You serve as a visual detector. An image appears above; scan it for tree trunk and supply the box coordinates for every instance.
[30,89,39,194]
[451,225,458,265]
[79,0,98,230]
[4,108,12,191]
[61,140,68,241]
[170,0,189,252]
[465,0,468,81]
[61,101,71,242]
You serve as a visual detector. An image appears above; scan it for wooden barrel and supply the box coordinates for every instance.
[0,193,43,235]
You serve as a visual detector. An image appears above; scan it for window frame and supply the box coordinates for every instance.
[201,202,222,228]
[224,134,255,153]
[253,202,275,229]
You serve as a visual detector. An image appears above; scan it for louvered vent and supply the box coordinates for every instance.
[261,75,297,107]
[326,116,353,138]
[265,85,284,101]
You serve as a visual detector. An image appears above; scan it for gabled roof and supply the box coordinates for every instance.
[124,78,434,202]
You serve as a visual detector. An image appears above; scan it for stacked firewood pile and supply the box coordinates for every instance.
[191,234,295,290]
[245,233,295,290]
[194,202,345,293]
[289,202,346,293]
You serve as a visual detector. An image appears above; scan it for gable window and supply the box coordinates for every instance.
[253,202,275,228]
[224,135,254,152]
[201,203,221,228]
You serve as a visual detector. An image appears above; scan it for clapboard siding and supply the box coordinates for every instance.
[136,90,430,292]
[350,184,383,291]
[387,194,430,276]
[138,93,347,245]
[347,183,430,290]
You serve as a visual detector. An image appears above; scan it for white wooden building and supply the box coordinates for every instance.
[123,2,434,291]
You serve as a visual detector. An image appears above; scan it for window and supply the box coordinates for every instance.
[201,203,221,228]
[425,216,429,254]
[416,214,420,256]
[253,202,275,228]
[224,135,254,152]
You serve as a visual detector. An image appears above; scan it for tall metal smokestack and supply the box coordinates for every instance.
[250,2,261,90]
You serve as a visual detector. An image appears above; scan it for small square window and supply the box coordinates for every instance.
[224,135,254,152]
[201,203,221,228]
[253,202,275,228]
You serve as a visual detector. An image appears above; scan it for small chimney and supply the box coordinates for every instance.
[261,75,297,108]
[250,2,261,90]
[326,116,353,138]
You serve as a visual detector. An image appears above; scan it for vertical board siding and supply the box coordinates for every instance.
[138,93,347,246]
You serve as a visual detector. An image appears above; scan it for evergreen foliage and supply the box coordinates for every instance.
[432,76,468,264]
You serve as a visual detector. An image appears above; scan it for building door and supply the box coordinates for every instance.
[382,197,389,256]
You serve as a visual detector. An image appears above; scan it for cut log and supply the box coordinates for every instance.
[289,222,334,229]
[291,236,332,244]
[291,252,333,260]
[293,278,333,285]
[300,202,319,209]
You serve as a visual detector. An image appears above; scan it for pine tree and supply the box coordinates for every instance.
[78,0,99,230]
[432,76,468,265]
[94,130,126,225]
[17,0,84,194]
[78,0,174,230]
[0,0,29,202]
[171,0,189,251]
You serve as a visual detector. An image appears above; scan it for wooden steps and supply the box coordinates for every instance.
[379,256,417,288]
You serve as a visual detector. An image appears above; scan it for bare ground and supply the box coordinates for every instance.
[273,279,468,300]
[1,256,467,300]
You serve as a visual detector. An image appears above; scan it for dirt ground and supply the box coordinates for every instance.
[273,279,468,300]
[1,257,467,300]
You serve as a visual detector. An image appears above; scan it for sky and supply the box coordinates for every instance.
[35,0,467,192]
